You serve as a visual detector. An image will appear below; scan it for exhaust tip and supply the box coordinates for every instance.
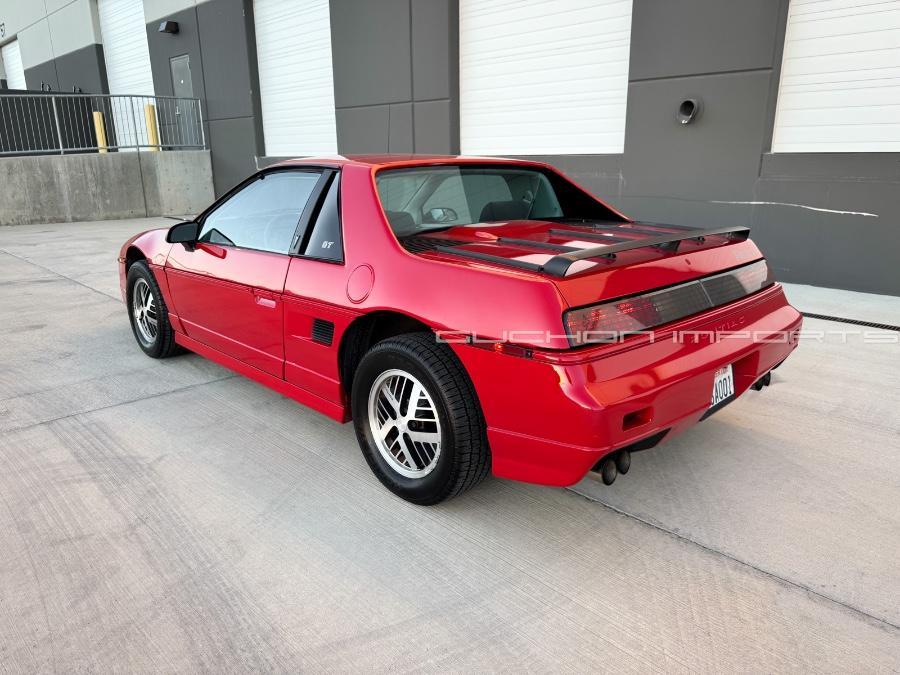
[598,457,617,485]
[615,449,631,475]
[752,372,772,391]
[590,431,670,486]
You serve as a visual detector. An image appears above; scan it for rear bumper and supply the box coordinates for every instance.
[451,284,802,487]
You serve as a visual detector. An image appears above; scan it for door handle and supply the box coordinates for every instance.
[253,289,278,308]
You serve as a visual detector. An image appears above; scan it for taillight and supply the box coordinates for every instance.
[702,259,773,305]
[563,260,773,346]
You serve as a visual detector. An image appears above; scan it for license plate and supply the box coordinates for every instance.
[710,364,735,408]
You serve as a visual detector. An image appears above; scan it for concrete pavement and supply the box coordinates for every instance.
[1,218,898,672]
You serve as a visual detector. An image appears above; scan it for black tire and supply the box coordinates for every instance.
[351,332,490,505]
[126,260,181,359]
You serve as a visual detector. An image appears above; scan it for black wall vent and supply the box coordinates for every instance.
[312,319,335,346]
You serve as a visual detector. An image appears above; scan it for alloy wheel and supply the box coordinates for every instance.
[131,278,158,345]
[367,369,442,478]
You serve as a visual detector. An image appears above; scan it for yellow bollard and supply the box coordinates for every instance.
[144,103,160,151]
[92,111,108,153]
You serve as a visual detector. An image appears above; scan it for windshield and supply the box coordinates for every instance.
[375,165,621,237]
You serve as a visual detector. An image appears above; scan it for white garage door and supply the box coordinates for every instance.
[773,0,900,152]
[2,39,27,90]
[254,0,337,156]
[98,0,155,96]
[460,0,633,155]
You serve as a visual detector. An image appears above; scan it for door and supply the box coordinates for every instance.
[168,55,197,147]
[166,169,326,377]
[1,40,27,90]
[97,0,155,150]
[459,0,633,154]
[170,55,193,99]
[253,0,337,154]
[772,0,900,152]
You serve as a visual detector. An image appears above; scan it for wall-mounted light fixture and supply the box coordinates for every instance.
[158,20,179,34]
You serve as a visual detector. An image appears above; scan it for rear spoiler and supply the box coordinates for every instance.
[541,225,751,276]
[435,225,750,278]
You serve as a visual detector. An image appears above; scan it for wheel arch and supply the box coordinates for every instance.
[338,310,434,397]
[124,245,146,271]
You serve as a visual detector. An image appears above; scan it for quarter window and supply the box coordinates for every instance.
[302,174,343,262]
[198,171,322,254]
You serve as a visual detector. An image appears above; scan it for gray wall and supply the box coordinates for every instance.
[25,43,108,93]
[0,150,214,225]
[145,0,265,196]
[1,0,108,93]
[330,0,459,155]
[535,0,899,296]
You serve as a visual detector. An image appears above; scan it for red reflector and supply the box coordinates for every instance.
[495,343,533,358]
[471,340,534,358]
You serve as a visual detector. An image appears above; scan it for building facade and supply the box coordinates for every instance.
[1,0,898,295]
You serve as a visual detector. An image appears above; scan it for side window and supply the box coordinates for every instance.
[198,171,322,254]
[302,174,342,262]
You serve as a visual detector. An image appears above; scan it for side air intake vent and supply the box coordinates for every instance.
[312,319,335,346]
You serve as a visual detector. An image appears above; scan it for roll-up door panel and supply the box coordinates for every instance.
[254,0,338,155]
[773,0,900,152]
[460,0,633,155]
[1,40,27,90]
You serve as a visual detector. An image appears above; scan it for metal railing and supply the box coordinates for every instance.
[0,93,206,156]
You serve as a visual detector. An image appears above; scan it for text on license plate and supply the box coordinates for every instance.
[710,364,735,408]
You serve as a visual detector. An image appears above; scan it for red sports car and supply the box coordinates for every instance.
[119,155,801,504]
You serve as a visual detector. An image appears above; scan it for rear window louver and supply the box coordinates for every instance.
[431,225,751,277]
[401,236,470,254]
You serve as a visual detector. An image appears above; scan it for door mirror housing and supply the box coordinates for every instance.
[166,221,199,247]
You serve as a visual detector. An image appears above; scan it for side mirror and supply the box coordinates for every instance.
[166,221,199,246]
[426,207,458,224]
